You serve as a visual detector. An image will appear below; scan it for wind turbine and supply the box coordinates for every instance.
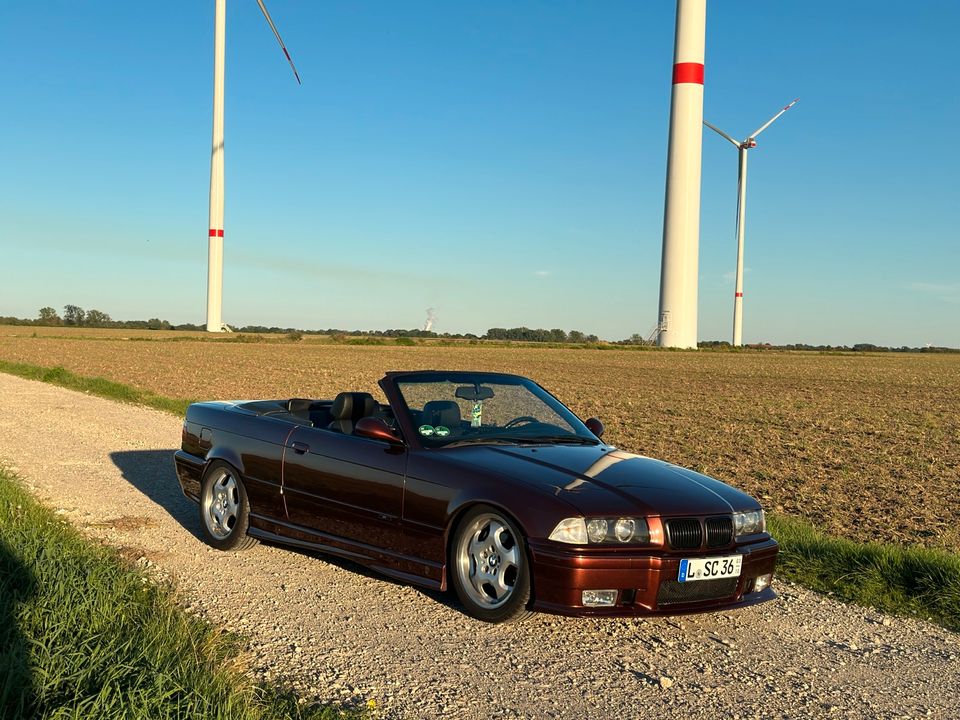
[657,0,707,349]
[206,0,301,332]
[703,98,798,346]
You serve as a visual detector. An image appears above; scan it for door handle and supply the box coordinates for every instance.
[291,442,310,455]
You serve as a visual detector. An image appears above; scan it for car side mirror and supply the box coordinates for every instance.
[584,417,604,438]
[355,417,404,445]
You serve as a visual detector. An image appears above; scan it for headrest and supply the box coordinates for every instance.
[287,398,313,413]
[331,392,377,421]
[422,400,461,429]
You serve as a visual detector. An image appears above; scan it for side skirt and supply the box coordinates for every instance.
[247,515,444,592]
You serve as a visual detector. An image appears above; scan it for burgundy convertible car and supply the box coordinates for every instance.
[174,370,778,622]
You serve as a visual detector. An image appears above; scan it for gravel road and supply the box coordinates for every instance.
[1,373,957,719]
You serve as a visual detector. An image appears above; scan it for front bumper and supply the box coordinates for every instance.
[528,535,779,617]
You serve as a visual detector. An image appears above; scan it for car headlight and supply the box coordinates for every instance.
[548,517,587,544]
[586,518,608,543]
[733,509,765,537]
[549,517,650,545]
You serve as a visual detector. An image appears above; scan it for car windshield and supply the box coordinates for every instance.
[394,373,598,447]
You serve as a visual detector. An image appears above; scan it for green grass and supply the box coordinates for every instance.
[769,514,960,632]
[0,468,365,720]
[0,360,191,416]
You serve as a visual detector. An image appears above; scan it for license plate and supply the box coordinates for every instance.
[678,555,742,582]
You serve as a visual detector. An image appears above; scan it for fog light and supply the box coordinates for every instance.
[753,573,773,593]
[582,589,617,607]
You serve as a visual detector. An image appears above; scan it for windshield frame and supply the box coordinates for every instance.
[380,370,598,450]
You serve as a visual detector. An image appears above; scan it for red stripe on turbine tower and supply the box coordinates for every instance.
[735,292,743,297]
[672,62,704,85]
[209,229,224,237]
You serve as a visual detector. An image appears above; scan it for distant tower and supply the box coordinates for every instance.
[657,0,707,349]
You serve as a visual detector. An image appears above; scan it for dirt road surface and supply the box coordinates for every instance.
[1,373,956,719]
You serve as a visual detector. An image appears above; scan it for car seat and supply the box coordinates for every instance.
[421,400,462,433]
[328,392,378,434]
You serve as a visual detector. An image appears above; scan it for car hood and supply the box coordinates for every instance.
[445,444,758,516]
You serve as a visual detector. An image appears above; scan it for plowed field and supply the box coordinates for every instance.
[2,327,957,552]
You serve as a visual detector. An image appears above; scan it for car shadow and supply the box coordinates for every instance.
[1,536,36,718]
[277,543,461,613]
[109,449,205,542]
[109,450,465,615]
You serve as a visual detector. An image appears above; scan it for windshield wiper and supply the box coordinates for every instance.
[441,436,525,448]
[515,435,600,446]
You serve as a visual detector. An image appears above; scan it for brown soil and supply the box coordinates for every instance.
[2,330,957,551]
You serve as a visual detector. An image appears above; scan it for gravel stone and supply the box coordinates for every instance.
[1,373,959,719]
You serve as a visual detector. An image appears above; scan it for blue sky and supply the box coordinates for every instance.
[1,1,957,346]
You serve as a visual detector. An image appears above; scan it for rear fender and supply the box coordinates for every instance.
[205,447,246,478]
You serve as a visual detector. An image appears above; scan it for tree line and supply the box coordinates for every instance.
[2,307,955,352]
[698,340,958,354]
[1,306,605,343]
[20,306,179,331]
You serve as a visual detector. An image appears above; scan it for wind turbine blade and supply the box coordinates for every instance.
[703,120,741,148]
[749,98,798,140]
[256,0,301,84]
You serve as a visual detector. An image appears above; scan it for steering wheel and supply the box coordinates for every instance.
[503,416,540,429]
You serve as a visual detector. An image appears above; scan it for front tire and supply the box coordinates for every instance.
[450,505,532,623]
[199,461,257,551]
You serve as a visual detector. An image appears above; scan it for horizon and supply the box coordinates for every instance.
[1,1,957,347]
[3,307,957,351]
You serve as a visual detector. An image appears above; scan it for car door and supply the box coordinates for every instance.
[280,425,407,559]
[211,408,291,521]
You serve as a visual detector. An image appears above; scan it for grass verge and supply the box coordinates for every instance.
[0,360,191,416]
[769,514,960,632]
[0,468,365,720]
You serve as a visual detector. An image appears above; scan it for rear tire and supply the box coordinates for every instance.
[199,461,258,551]
[450,505,532,623]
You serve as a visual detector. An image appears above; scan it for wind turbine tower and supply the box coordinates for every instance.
[206,0,301,332]
[704,98,798,346]
[657,0,707,349]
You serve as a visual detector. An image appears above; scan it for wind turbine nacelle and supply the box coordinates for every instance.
[746,139,757,148]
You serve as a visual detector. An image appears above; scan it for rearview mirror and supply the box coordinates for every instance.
[354,417,404,445]
[455,385,495,402]
[584,417,604,438]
